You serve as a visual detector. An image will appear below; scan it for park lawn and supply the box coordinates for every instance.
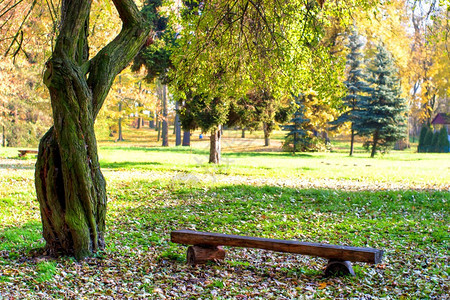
[0,147,448,298]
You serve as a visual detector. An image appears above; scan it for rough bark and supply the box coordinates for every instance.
[209,125,221,164]
[36,0,151,259]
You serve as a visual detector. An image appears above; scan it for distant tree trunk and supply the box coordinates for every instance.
[349,127,355,156]
[161,83,169,147]
[182,130,190,146]
[35,0,150,259]
[117,102,124,141]
[136,117,141,129]
[2,126,5,147]
[241,128,245,138]
[263,122,270,146]
[175,101,182,146]
[370,130,379,158]
[157,120,161,141]
[149,111,155,128]
[118,119,124,141]
[209,125,221,164]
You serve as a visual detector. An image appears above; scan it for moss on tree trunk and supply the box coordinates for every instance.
[35,0,151,259]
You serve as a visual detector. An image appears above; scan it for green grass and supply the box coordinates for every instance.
[0,143,448,298]
[97,144,449,187]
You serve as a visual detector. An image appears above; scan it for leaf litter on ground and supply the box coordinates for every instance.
[0,159,449,299]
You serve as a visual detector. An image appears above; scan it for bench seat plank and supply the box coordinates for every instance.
[171,229,383,264]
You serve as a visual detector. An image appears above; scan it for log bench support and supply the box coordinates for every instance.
[171,230,383,277]
[18,149,38,157]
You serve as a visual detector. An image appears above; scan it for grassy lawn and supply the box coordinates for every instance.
[0,138,448,298]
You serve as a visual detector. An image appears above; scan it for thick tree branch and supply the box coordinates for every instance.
[88,0,151,117]
[112,0,145,26]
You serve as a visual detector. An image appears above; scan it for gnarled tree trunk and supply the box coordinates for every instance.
[35,0,151,259]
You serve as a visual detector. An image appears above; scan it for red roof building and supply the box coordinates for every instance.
[431,113,450,132]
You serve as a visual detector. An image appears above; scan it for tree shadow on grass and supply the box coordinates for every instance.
[100,145,209,155]
[99,145,318,159]
[100,161,162,169]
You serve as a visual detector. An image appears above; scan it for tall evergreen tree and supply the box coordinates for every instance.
[283,94,310,155]
[330,30,369,156]
[358,45,407,158]
[437,127,450,153]
[418,125,429,152]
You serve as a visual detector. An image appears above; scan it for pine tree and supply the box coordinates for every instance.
[358,45,407,157]
[418,125,429,153]
[437,127,450,153]
[423,128,434,152]
[283,94,310,154]
[330,30,369,156]
[431,130,439,152]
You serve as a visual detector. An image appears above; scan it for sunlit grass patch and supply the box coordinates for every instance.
[0,145,448,298]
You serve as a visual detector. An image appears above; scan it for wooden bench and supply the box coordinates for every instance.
[171,230,384,276]
[18,149,38,157]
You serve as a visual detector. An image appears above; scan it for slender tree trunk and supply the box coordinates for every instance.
[149,111,155,128]
[182,130,190,146]
[136,117,141,129]
[241,128,245,138]
[175,101,182,146]
[263,122,270,146]
[349,127,355,156]
[209,125,221,164]
[118,118,124,141]
[35,0,150,259]
[161,84,169,146]
[157,120,161,141]
[370,130,379,158]
[117,102,124,141]
[2,125,5,147]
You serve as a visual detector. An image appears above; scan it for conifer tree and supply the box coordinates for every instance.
[423,128,434,152]
[330,30,369,156]
[418,125,429,152]
[437,127,450,153]
[358,45,407,157]
[283,94,310,154]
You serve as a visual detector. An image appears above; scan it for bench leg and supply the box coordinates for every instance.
[324,260,355,277]
[186,245,226,265]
